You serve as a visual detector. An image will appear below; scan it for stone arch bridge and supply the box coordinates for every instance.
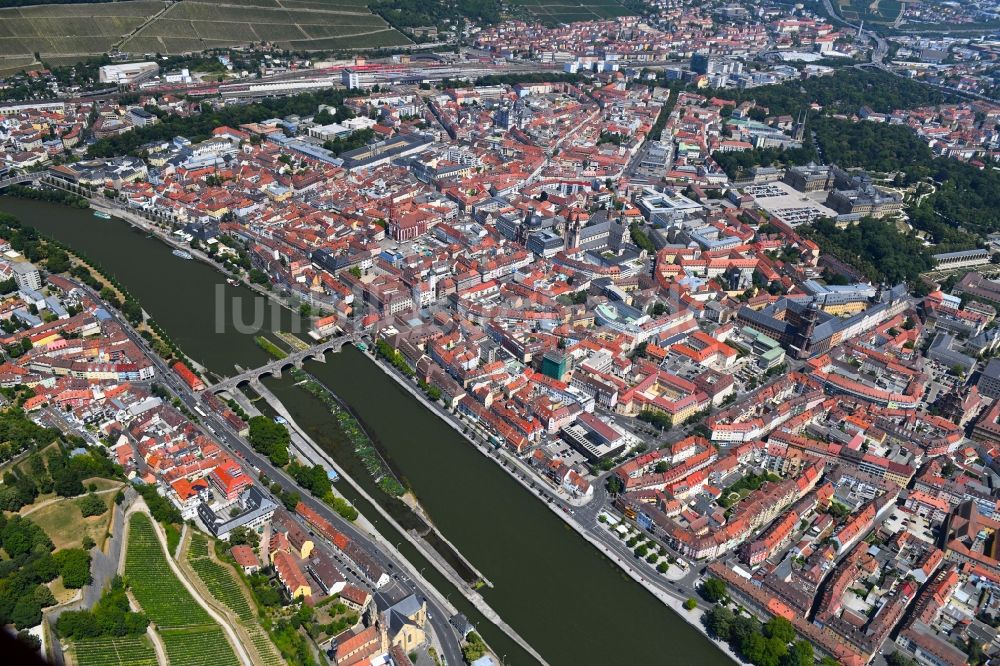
[209,333,363,394]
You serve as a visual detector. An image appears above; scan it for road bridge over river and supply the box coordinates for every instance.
[208,332,363,393]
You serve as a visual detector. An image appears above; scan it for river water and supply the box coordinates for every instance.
[1,198,729,665]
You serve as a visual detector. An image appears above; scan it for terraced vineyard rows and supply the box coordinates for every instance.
[0,0,407,61]
[510,0,632,23]
[74,636,158,666]
[160,626,241,666]
[188,531,210,559]
[245,625,285,666]
[0,1,163,58]
[125,514,243,665]
[186,531,284,666]
[189,556,254,621]
[125,514,212,628]
[119,0,408,55]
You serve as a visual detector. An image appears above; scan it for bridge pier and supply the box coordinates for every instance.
[312,351,327,363]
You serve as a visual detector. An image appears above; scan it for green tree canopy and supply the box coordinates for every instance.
[57,577,148,640]
[54,548,91,589]
[248,416,291,467]
[78,492,106,518]
[701,577,727,603]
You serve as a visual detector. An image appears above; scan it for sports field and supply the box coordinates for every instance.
[510,0,633,24]
[0,0,410,63]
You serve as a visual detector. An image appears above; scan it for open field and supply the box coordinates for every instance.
[26,488,118,551]
[510,0,633,23]
[73,635,158,666]
[16,477,121,552]
[0,0,409,63]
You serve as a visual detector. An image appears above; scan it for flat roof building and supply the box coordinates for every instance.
[99,62,159,85]
[561,412,626,461]
[340,133,433,172]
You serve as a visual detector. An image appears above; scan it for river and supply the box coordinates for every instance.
[1,197,730,665]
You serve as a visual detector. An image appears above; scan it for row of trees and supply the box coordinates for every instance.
[250,411,359,521]
[5,184,89,209]
[375,339,415,377]
[277,447,359,522]
[416,378,442,401]
[705,605,822,666]
[287,460,331,498]
[134,483,182,526]
[474,72,586,87]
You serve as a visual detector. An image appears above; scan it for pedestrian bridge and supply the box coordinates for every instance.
[209,332,363,394]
